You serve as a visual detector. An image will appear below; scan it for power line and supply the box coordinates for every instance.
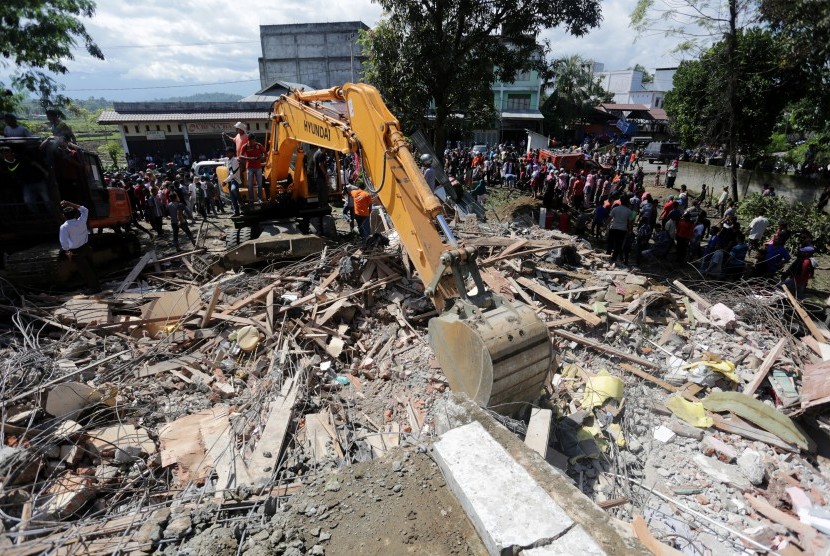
[71,40,259,50]
[62,79,260,92]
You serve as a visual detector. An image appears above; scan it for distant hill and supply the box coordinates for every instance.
[151,92,244,102]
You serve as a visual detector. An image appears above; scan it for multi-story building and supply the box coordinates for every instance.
[258,22,369,90]
[471,62,545,145]
[593,64,676,109]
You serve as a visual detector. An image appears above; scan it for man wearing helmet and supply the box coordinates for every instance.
[420,153,436,193]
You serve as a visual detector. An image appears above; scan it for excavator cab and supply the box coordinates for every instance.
[0,137,136,287]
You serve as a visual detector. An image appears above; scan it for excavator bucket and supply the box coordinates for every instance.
[428,300,553,415]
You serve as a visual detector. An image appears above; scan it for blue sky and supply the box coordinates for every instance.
[4,0,690,102]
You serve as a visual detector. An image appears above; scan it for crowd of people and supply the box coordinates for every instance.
[435,141,818,298]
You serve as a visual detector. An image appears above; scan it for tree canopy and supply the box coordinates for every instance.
[0,0,103,113]
[541,55,612,139]
[665,29,796,156]
[362,0,603,152]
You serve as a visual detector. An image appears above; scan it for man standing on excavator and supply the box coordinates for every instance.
[59,200,99,293]
[222,146,242,216]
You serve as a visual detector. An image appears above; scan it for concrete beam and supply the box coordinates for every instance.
[434,420,586,555]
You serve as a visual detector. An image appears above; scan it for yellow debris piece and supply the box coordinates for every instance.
[666,396,714,428]
[608,423,626,447]
[682,359,739,382]
[673,322,685,334]
[581,370,624,409]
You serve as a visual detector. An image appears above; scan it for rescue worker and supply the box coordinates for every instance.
[222,146,242,216]
[59,200,99,293]
[241,134,266,202]
[350,180,372,245]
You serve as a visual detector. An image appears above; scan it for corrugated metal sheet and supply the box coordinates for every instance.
[98,110,271,123]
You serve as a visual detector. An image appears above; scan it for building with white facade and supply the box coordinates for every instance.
[593,64,676,109]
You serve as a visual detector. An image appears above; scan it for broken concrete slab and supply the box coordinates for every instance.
[45,382,102,418]
[692,453,751,490]
[433,420,577,555]
[87,423,156,459]
[33,471,97,520]
[525,408,553,458]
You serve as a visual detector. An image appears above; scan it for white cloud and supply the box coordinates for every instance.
[4,0,697,101]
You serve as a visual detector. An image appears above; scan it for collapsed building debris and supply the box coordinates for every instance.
[1,211,830,555]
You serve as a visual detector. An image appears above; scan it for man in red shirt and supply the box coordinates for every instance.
[241,135,266,202]
[570,174,585,209]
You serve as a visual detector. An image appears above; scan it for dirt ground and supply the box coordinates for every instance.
[273,448,486,556]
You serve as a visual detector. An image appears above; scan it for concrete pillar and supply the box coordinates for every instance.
[182,124,192,156]
[119,127,130,156]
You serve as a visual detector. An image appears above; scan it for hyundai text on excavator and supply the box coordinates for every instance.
[227,83,553,413]
[0,137,137,288]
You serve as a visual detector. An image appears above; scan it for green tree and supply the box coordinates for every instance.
[541,55,612,139]
[664,29,794,164]
[363,0,603,153]
[1,0,103,113]
[631,63,653,84]
[759,0,830,134]
[631,0,756,201]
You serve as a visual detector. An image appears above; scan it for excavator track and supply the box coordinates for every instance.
[428,300,552,414]
[3,234,140,290]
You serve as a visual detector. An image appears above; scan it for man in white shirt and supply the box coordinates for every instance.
[716,186,729,217]
[222,147,241,216]
[59,200,99,292]
[3,114,31,137]
[747,215,769,249]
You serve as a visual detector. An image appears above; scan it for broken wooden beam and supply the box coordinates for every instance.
[516,277,602,326]
[743,337,787,396]
[551,329,660,370]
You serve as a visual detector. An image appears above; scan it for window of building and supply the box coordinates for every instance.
[156,125,161,131]
[145,125,150,132]
[167,125,171,132]
[124,126,129,134]
[505,93,531,111]
[178,125,182,132]
[514,70,531,82]
[256,123,260,130]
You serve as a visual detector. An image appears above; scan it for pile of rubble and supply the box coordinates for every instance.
[1,213,829,555]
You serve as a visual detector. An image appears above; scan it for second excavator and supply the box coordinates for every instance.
[251,83,554,413]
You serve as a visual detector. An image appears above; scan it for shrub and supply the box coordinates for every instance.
[737,193,830,251]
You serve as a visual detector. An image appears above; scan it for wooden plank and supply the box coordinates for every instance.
[551,329,660,369]
[482,245,564,266]
[782,284,826,344]
[672,280,712,310]
[619,363,679,393]
[244,375,300,484]
[744,494,817,538]
[313,268,340,295]
[524,408,552,458]
[200,286,221,328]
[545,316,582,328]
[265,289,275,336]
[219,283,275,316]
[743,337,787,396]
[116,250,157,293]
[481,268,515,301]
[802,360,830,409]
[315,298,347,326]
[303,413,333,462]
[507,276,536,307]
[632,515,685,556]
[136,354,203,379]
[360,261,377,283]
[657,319,676,346]
[517,277,602,326]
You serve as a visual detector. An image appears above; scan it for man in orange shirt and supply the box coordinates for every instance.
[350,180,372,245]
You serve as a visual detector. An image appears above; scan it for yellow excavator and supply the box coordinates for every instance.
[250,84,553,413]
